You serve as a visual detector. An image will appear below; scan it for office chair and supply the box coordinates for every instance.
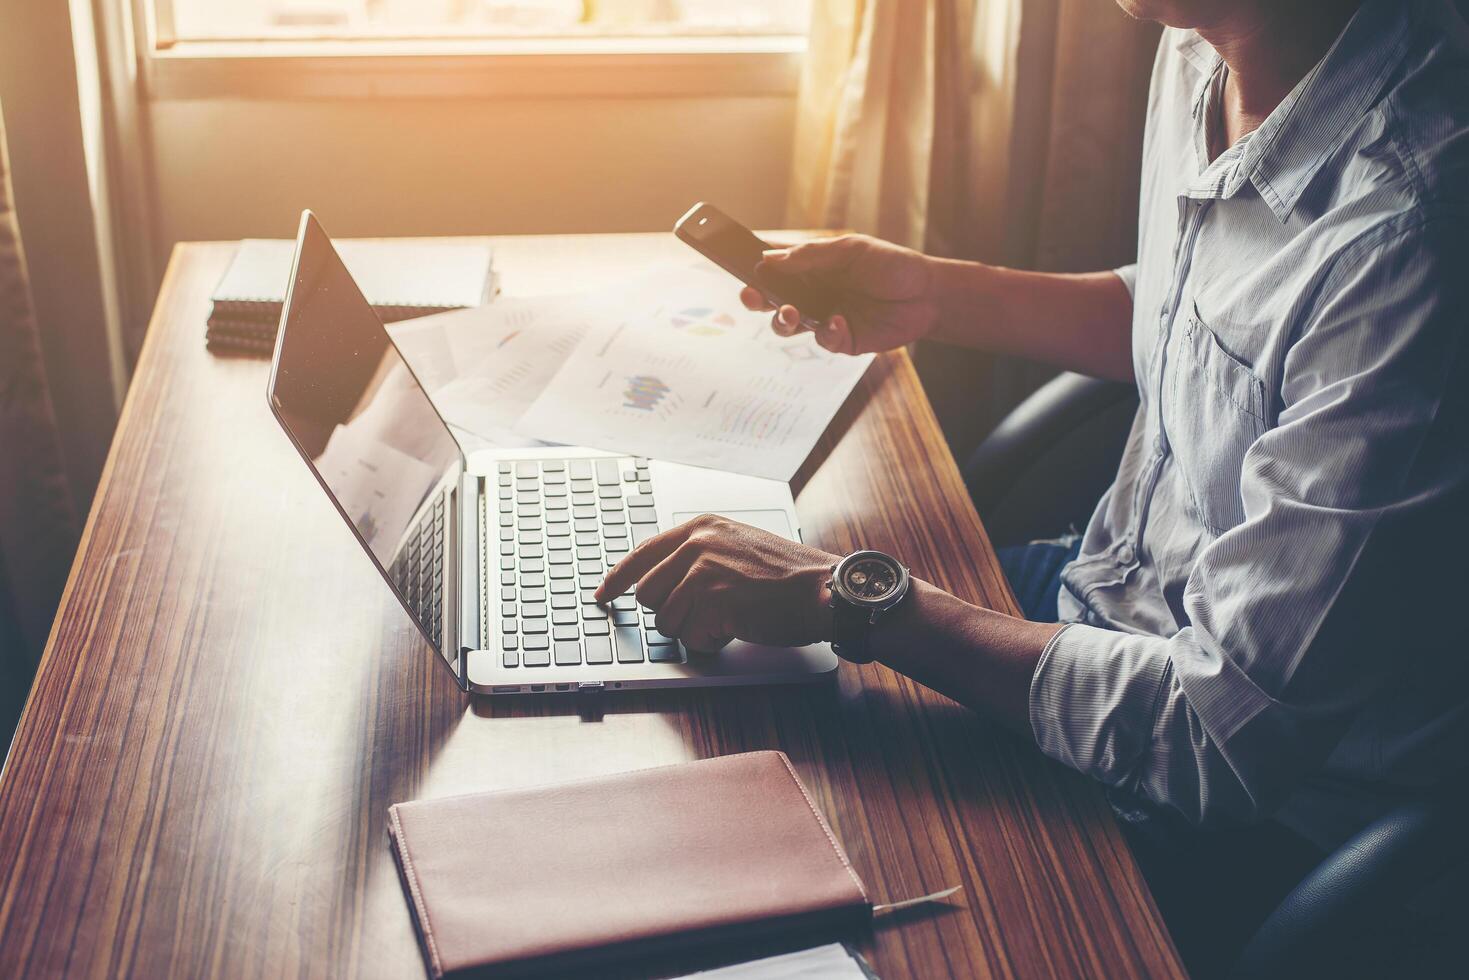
[1229,782,1467,979]
[962,371,1468,977]
[963,371,1138,547]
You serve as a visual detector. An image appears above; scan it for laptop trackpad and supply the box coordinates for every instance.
[672,510,794,541]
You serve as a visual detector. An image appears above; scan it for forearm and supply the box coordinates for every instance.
[864,579,1063,736]
[926,259,1136,383]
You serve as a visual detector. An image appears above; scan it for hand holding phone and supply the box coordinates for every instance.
[673,203,839,329]
[675,203,941,356]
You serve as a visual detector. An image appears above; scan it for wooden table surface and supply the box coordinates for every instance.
[0,234,1182,979]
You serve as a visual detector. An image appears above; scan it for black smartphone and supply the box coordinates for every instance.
[673,202,839,328]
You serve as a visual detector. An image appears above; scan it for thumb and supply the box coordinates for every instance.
[760,236,863,275]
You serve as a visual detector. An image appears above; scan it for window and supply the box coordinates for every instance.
[139,0,808,101]
[156,1,811,44]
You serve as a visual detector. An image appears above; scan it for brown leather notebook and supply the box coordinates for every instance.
[387,751,871,978]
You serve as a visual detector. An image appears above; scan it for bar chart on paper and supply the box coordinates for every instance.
[623,374,677,414]
[606,368,803,448]
[388,261,872,480]
[518,293,872,480]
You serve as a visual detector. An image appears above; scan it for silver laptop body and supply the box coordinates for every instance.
[267,211,837,695]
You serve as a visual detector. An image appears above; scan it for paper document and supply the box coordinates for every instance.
[673,943,876,979]
[516,264,873,481]
[388,295,591,449]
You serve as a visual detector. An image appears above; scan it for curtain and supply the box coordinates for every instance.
[786,0,974,254]
[788,0,1158,459]
[953,0,1160,457]
[984,0,1161,273]
[0,98,78,733]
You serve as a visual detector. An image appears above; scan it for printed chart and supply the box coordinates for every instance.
[623,374,673,411]
[389,296,591,448]
[386,260,872,481]
[518,267,872,480]
[668,307,738,337]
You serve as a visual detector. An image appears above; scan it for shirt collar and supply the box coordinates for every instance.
[1173,29,1219,77]
[1176,0,1415,221]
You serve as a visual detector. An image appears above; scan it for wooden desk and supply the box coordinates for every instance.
[0,235,1182,979]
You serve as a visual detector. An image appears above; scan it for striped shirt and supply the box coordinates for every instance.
[1028,0,1469,845]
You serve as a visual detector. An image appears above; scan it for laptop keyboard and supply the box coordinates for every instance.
[494,456,685,670]
[390,493,446,646]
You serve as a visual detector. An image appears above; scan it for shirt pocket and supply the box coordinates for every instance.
[1165,310,1267,535]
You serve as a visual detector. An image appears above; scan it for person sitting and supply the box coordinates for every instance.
[596,0,1469,971]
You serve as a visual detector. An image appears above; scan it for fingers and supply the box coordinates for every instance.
[813,314,855,355]
[652,577,696,639]
[769,307,855,352]
[596,522,695,602]
[770,305,803,337]
[740,286,773,312]
[630,540,700,611]
[656,578,733,653]
[760,236,862,275]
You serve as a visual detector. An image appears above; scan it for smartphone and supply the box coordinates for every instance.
[673,202,839,327]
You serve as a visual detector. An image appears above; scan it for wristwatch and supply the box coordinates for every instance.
[826,550,911,663]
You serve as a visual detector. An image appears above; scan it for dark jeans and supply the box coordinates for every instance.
[998,537,1325,978]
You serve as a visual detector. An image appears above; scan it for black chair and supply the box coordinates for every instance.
[963,370,1467,977]
[1229,783,1467,979]
[963,371,1138,547]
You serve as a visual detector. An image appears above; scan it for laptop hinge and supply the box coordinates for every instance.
[457,472,482,691]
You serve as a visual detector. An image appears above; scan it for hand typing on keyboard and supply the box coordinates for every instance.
[595,514,839,654]
[495,456,671,669]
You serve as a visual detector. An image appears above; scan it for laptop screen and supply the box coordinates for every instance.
[268,213,464,641]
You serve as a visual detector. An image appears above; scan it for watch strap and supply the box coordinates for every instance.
[829,592,875,663]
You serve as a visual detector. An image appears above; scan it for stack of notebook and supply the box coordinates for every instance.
[206,238,496,355]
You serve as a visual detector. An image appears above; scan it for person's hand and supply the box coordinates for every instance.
[594,514,837,653]
[742,234,939,355]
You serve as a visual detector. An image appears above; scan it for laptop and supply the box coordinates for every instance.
[268,212,838,695]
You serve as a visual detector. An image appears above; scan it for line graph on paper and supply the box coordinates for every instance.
[703,391,807,449]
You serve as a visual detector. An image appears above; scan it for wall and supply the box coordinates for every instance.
[148,93,798,261]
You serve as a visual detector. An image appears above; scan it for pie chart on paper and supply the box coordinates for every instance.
[669,307,738,337]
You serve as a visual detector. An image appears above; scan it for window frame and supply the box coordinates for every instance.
[137,0,807,101]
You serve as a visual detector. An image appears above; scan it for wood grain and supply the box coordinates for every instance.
[0,235,1182,979]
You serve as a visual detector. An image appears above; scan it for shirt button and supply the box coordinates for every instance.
[1117,543,1136,565]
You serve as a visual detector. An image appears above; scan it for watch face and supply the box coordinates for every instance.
[841,555,901,603]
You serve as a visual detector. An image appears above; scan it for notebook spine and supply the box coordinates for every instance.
[207,302,453,326]
[209,298,279,319]
[204,331,277,356]
[207,315,277,335]
[204,303,460,358]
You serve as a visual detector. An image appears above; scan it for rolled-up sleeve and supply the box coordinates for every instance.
[1113,263,1138,300]
[1030,217,1468,825]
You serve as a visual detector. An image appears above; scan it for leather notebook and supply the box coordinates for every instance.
[387,751,871,978]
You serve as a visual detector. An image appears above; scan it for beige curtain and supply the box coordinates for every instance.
[0,99,78,708]
[789,0,1158,269]
[786,0,974,254]
[960,0,1160,450]
[790,0,1160,456]
[974,0,1161,272]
